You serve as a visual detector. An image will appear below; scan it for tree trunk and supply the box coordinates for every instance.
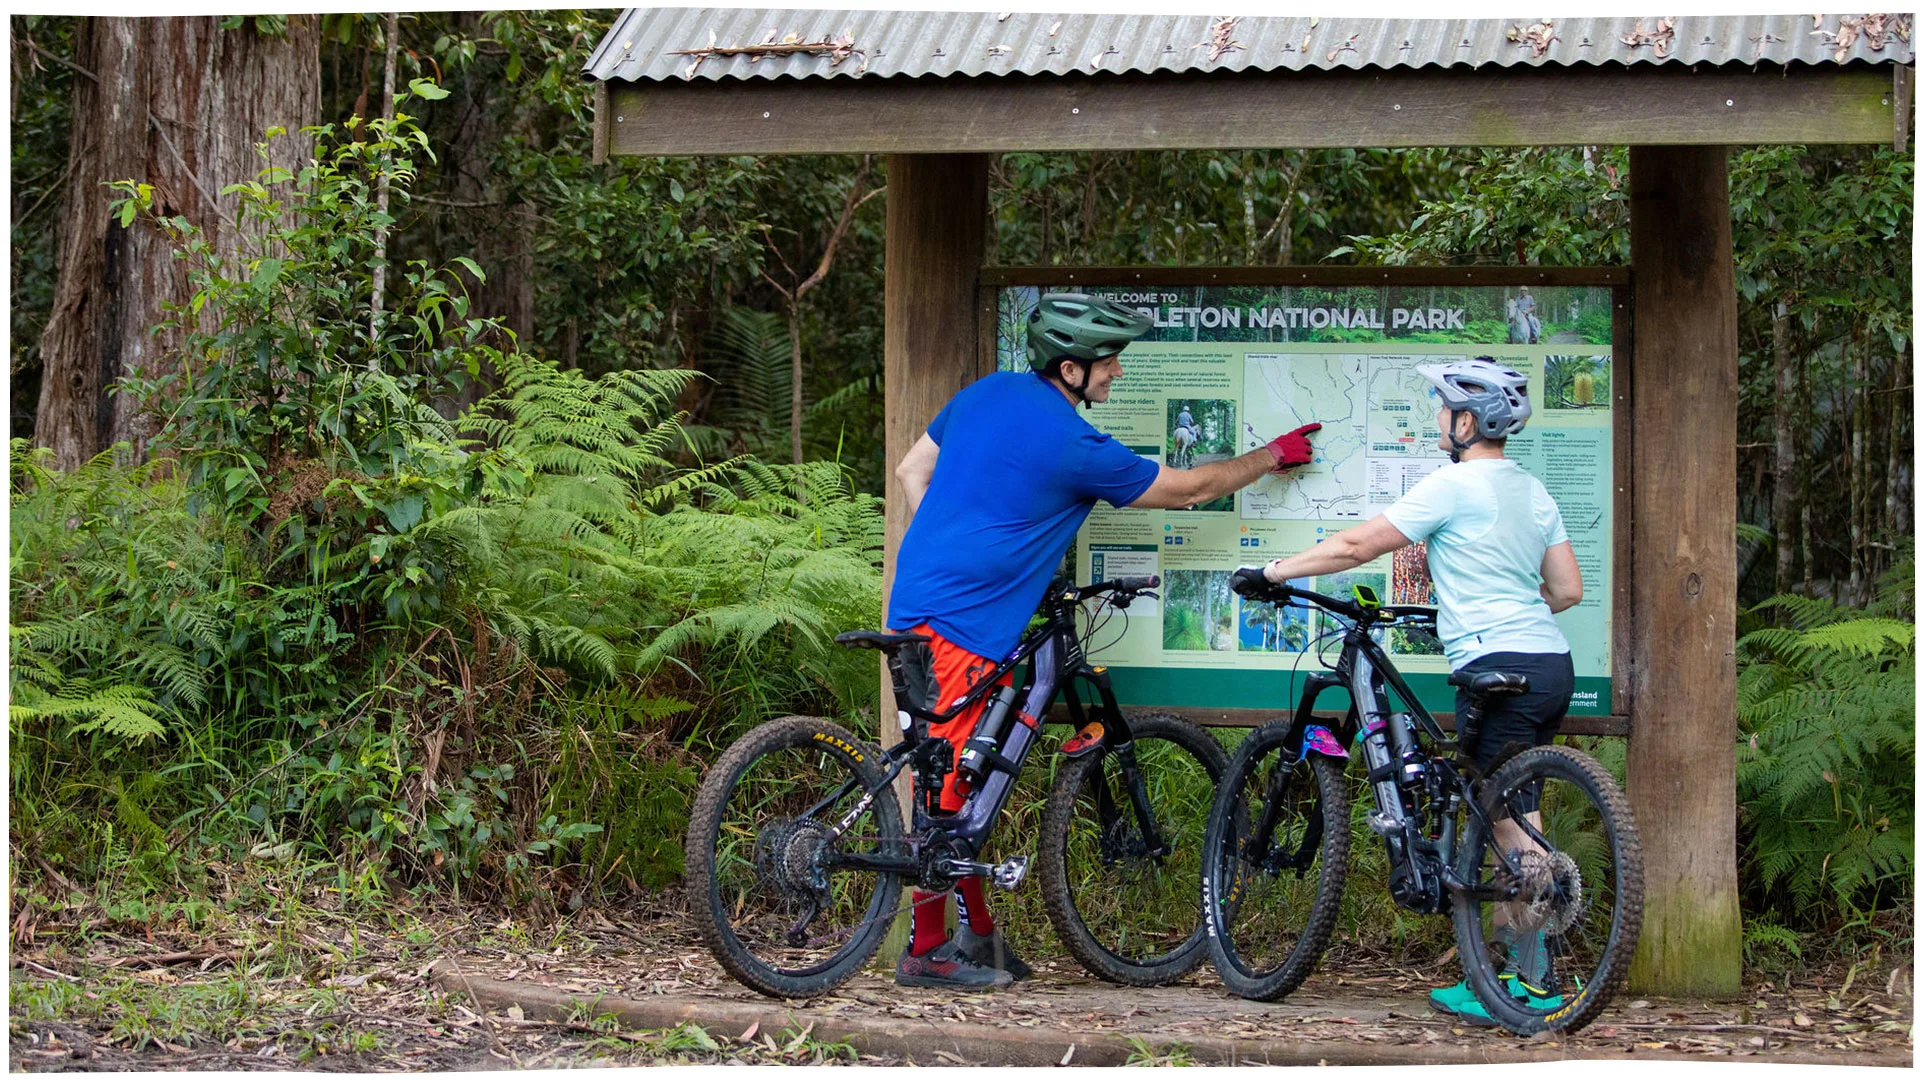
[788,307,804,465]
[1798,343,1815,594]
[33,16,320,470]
[368,11,398,351]
[1890,341,1912,541]
[1847,333,1866,603]
[1770,301,1799,594]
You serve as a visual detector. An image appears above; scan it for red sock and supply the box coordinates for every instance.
[910,890,949,956]
[956,876,995,935]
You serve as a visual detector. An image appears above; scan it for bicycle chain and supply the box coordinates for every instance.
[779,877,954,952]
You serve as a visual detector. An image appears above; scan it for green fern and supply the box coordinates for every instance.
[1736,593,1914,920]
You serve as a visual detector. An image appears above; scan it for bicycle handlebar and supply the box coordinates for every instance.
[1083,574,1160,596]
[1229,566,1436,625]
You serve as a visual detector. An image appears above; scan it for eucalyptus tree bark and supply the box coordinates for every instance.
[368,11,398,354]
[34,16,320,470]
[1770,301,1800,593]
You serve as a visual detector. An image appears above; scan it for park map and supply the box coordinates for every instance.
[997,283,1617,716]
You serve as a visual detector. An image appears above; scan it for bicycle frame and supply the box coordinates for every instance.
[823,580,1165,877]
[1251,596,1525,910]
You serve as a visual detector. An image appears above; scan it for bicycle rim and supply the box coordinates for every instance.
[1040,716,1224,984]
[1452,745,1643,1034]
[689,718,903,997]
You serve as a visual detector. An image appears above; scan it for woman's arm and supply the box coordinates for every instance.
[1539,541,1583,613]
[1260,515,1412,582]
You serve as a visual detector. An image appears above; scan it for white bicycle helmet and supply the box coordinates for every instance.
[1418,357,1531,456]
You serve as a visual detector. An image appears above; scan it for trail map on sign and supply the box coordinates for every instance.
[996,282,1618,716]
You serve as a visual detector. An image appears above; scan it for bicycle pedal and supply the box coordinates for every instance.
[990,855,1030,890]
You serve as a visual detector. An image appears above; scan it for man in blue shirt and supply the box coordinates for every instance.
[888,293,1323,989]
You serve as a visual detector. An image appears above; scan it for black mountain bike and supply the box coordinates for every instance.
[685,574,1226,998]
[1202,570,1642,1035]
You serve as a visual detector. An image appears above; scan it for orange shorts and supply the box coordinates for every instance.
[900,623,1013,812]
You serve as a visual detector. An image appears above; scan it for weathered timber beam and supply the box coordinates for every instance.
[604,65,1897,155]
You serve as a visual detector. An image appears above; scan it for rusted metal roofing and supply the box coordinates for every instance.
[585,10,1914,84]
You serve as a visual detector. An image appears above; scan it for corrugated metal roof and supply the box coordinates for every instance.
[586,10,1913,83]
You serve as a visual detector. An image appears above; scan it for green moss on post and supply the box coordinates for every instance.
[1628,882,1745,997]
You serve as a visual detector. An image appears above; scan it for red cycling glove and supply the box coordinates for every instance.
[1265,422,1322,472]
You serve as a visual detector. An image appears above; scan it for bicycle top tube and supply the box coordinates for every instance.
[898,574,1158,727]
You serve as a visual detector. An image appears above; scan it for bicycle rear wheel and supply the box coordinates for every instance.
[1451,744,1643,1035]
[1037,713,1226,985]
[1201,721,1351,1001]
[684,716,905,999]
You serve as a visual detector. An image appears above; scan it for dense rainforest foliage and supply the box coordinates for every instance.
[8,12,1911,962]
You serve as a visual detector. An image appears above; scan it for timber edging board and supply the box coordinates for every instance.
[1042,703,1631,736]
[432,965,1905,1067]
[605,65,1897,156]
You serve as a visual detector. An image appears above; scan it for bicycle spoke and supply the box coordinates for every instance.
[709,743,893,978]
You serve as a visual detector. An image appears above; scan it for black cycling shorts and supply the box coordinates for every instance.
[1454,650,1575,776]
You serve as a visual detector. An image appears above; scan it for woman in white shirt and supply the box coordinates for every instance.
[1250,357,1584,1026]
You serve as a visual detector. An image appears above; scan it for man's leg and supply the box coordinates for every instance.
[895,626,1014,990]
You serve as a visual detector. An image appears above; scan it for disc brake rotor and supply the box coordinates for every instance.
[1509,849,1585,934]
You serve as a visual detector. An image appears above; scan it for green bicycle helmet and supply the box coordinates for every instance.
[1027,293,1154,404]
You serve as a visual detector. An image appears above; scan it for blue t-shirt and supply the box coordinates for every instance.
[889,371,1160,660]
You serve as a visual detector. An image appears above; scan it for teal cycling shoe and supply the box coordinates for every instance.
[1429,974,1562,1026]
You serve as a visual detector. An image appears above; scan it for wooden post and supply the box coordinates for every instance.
[878,153,991,958]
[1625,145,1744,997]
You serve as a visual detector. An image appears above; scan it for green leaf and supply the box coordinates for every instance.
[408,78,451,101]
[450,256,486,284]
[251,258,285,293]
[669,179,686,203]
[383,494,425,533]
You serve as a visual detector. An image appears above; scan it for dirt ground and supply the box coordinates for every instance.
[10,902,1914,1069]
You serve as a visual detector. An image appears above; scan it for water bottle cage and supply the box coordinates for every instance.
[960,743,1021,781]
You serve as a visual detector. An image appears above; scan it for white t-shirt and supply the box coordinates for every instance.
[1381,458,1570,668]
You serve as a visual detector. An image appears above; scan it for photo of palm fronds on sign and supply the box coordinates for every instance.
[1163,569,1235,651]
[1312,570,1389,642]
[1237,585,1310,652]
[1543,353,1611,410]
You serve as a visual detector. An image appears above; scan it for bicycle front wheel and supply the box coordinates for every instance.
[1201,721,1351,1001]
[684,715,905,999]
[1037,713,1226,985]
[1451,744,1643,1035]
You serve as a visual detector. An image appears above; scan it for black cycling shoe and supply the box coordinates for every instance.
[955,924,1034,981]
[895,938,1015,990]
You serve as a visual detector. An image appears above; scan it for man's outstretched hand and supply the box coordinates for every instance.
[1265,423,1322,472]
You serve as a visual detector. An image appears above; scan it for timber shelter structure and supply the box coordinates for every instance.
[584,10,1915,997]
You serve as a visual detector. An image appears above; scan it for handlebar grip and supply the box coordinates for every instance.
[1230,566,1287,601]
[1115,575,1160,591]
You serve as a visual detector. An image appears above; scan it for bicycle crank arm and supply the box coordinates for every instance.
[937,855,1031,890]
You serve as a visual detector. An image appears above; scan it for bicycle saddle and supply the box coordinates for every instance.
[833,630,933,651]
[1447,671,1530,696]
